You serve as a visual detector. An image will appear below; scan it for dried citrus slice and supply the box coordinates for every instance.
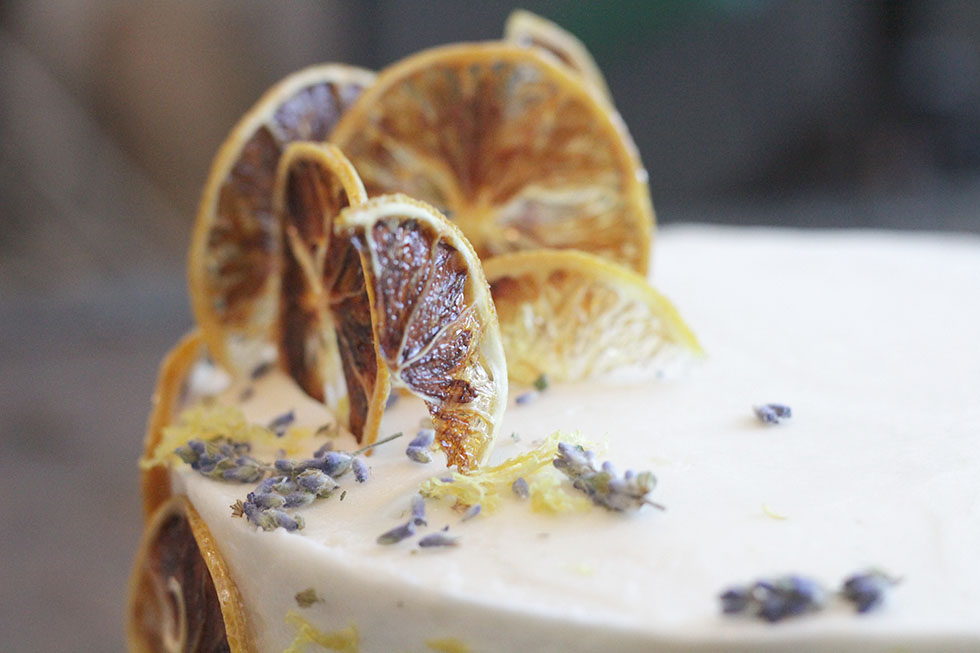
[128,495,254,652]
[335,194,508,472]
[140,330,206,521]
[330,43,653,274]
[189,64,375,376]
[483,249,702,385]
[274,141,389,443]
[503,9,612,102]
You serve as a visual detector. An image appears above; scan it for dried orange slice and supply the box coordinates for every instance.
[140,330,206,521]
[128,495,254,653]
[330,43,653,274]
[483,249,702,385]
[336,194,508,472]
[189,64,375,376]
[274,141,389,444]
[503,9,612,102]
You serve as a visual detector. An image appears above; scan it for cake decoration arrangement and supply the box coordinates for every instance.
[127,10,980,653]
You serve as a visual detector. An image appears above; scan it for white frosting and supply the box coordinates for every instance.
[173,226,980,652]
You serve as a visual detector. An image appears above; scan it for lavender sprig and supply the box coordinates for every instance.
[176,438,265,483]
[553,442,661,512]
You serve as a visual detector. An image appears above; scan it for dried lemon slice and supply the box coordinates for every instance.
[483,249,702,385]
[336,194,508,472]
[189,64,375,376]
[140,330,206,520]
[274,142,389,444]
[330,43,653,274]
[503,9,612,102]
[128,495,254,653]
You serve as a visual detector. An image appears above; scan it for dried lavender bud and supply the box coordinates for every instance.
[221,459,265,483]
[515,391,537,405]
[352,458,369,483]
[265,508,304,532]
[247,491,286,510]
[296,469,338,497]
[411,493,427,526]
[419,532,459,548]
[313,451,354,477]
[461,504,481,521]
[385,393,400,409]
[533,373,549,392]
[841,570,899,613]
[313,442,333,457]
[268,410,296,437]
[295,588,323,608]
[406,446,432,464]
[512,477,530,499]
[283,491,315,508]
[340,490,347,501]
[250,360,274,380]
[754,403,792,425]
[720,575,825,622]
[553,443,660,512]
[377,521,416,545]
[409,429,435,449]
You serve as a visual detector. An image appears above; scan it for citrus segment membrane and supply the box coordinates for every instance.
[336,194,508,472]
[483,249,702,385]
[128,496,254,653]
[274,142,388,444]
[503,9,613,103]
[330,43,653,274]
[189,64,375,376]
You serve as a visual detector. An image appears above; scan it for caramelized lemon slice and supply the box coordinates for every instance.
[128,495,254,653]
[483,249,702,384]
[503,9,612,102]
[336,194,508,472]
[189,64,375,376]
[274,142,389,444]
[140,331,206,520]
[330,43,653,274]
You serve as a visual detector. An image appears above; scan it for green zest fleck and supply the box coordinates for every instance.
[533,373,549,392]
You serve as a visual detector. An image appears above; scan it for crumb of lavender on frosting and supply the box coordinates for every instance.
[411,493,427,526]
[294,588,323,608]
[249,360,274,380]
[753,403,792,425]
[267,409,296,437]
[419,532,460,548]
[512,477,530,499]
[841,569,900,613]
[352,457,369,483]
[340,490,347,501]
[460,504,481,521]
[720,574,825,622]
[515,391,537,405]
[406,428,435,463]
[377,521,416,545]
[385,392,400,410]
[553,442,662,512]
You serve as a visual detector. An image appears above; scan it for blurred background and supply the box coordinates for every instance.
[2,1,979,650]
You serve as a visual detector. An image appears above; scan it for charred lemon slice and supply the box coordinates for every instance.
[140,331,206,521]
[484,249,702,385]
[503,9,612,103]
[274,142,389,444]
[189,64,375,376]
[330,43,653,274]
[128,495,254,653]
[336,194,508,472]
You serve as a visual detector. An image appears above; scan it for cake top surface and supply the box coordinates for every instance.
[169,226,980,652]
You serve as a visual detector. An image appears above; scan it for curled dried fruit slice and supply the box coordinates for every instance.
[189,64,375,376]
[336,194,508,472]
[140,331,205,520]
[274,142,388,444]
[330,43,653,274]
[503,9,612,103]
[483,249,702,385]
[127,495,254,653]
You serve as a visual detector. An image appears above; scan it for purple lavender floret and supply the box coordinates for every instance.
[411,493,427,526]
[267,409,296,437]
[419,532,459,548]
[409,429,435,449]
[247,491,286,510]
[841,570,898,613]
[512,477,530,499]
[352,458,369,483]
[406,446,432,464]
[377,521,416,545]
[313,451,354,477]
[283,492,315,508]
[461,504,481,521]
[515,391,538,405]
[753,403,792,425]
[296,469,338,496]
[720,575,825,622]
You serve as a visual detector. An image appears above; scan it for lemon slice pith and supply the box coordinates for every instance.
[483,249,703,385]
[274,142,389,444]
[330,43,653,274]
[336,194,508,472]
[189,64,375,377]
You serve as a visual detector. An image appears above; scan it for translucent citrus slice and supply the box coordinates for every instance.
[330,43,653,274]
[274,141,389,444]
[140,330,205,521]
[127,495,254,653]
[189,64,375,376]
[483,249,703,385]
[503,9,612,102]
[335,194,508,472]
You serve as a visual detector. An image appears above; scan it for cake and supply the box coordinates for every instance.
[127,11,980,653]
